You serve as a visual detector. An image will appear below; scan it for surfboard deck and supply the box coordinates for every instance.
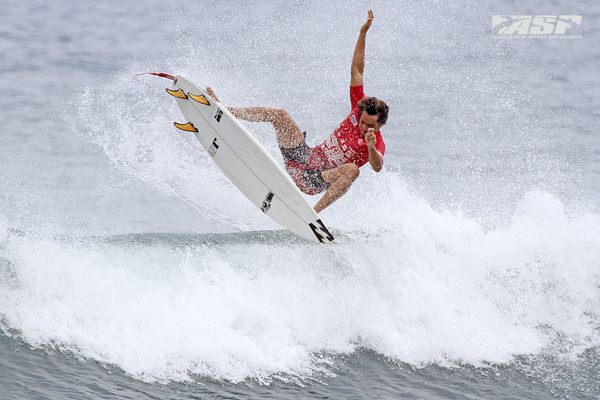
[168,75,335,244]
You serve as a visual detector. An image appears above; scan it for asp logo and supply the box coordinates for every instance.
[492,15,582,38]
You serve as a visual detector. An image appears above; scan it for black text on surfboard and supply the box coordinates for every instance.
[309,219,335,243]
[208,138,219,157]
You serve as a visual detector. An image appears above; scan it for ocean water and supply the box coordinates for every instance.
[1,0,599,399]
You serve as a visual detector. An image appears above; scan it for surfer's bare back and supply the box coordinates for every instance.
[208,10,389,213]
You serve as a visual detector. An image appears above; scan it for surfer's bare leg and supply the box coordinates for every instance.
[230,107,304,148]
[314,163,360,213]
[205,87,303,148]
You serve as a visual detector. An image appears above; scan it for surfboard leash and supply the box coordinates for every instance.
[133,72,205,153]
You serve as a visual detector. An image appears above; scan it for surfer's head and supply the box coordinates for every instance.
[357,97,388,135]
[357,97,389,127]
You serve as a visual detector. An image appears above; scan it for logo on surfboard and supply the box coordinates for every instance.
[208,138,220,157]
[214,108,223,122]
[309,219,335,243]
[261,191,274,213]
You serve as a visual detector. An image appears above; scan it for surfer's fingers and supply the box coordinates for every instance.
[361,10,374,32]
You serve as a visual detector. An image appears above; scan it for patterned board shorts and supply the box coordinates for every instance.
[279,133,331,195]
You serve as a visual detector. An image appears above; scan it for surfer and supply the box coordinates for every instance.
[208,10,388,213]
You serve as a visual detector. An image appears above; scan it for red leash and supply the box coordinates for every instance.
[137,72,175,80]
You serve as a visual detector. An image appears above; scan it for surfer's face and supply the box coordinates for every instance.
[359,112,382,136]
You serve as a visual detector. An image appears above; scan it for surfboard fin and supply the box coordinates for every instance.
[174,122,198,133]
[166,88,188,99]
[188,93,211,106]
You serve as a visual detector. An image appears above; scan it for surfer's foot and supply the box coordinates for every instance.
[206,86,220,102]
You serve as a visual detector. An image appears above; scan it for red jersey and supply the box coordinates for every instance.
[308,85,385,170]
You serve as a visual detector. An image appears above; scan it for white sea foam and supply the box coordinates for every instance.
[1,186,599,383]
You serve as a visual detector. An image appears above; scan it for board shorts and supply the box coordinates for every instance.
[279,132,331,195]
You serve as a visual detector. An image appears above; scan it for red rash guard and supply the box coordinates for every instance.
[284,85,385,195]
[309,85,385,170]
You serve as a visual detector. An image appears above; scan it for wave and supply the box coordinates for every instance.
[1,189,599,384]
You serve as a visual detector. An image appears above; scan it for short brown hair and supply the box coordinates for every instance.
[357,97,389,125]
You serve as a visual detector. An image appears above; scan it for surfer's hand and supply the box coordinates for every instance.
[360,9,374,34]
[365,128,377,148]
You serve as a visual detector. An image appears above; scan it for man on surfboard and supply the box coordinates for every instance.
[208,10,388,213]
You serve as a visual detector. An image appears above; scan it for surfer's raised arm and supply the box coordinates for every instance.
[350,9,374,87]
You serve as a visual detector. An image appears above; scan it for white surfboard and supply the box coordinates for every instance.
[167,75,335,244]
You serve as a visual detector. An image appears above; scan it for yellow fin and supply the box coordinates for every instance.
[166,88,188,99]
[174,122,198,132]
[188,93,210,105]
